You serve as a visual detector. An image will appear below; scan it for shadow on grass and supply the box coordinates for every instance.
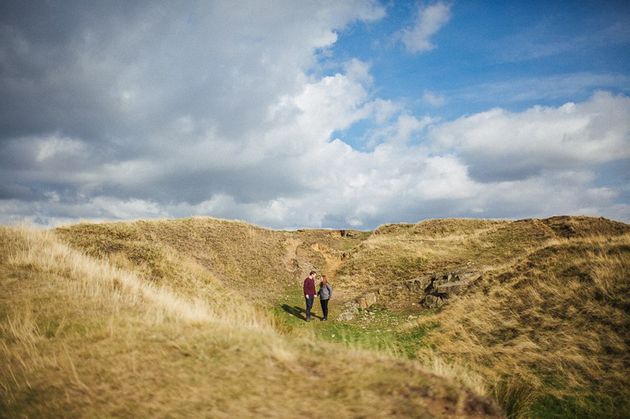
[281,304,321,321]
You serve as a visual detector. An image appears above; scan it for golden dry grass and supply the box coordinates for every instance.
[55,218,294,298]
[413,233,630,417]
[331,216,629,416]
[3,215,627,418]
[0,225,499,418]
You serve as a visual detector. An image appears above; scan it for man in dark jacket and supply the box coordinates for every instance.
[303,270,317,321]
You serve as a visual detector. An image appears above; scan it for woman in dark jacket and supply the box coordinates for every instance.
[318,275,333,321]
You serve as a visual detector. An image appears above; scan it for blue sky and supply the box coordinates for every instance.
[0,0,629,228]
[331,1,630,148]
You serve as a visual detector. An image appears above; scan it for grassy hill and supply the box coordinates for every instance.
[412,231,630,417]
[0,225,498,418]
[2,215,628,417]
[334,216,630,416]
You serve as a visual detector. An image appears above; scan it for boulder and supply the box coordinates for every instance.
[411,269,480,309]
[337,309,356,322]
[404,276,432,292]
[337,301,359,321]
[433,280,471,296]
[357,292,377,309]
[421,294,447,309]
[338,292,379,321]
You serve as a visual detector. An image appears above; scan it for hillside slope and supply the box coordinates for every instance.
[340,216,630,417]
[335,217,628,298]
[0,226,499,418]
[55,218,368,301]
[414,233,630,416]
[3,215,628,418]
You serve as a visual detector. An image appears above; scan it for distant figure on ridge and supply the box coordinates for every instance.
[303,270,317,321]
[318,274,333,321]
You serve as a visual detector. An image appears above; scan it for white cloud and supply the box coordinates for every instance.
[3,84,629,228]
[400,2,452,53]
[292,71,371,139]
[343,59,374,85]
[422,90,446,107]
[467,171,622,219]
[1,2,629,229]
[430,91,630,181]
[364,113,434,148]
[368,99,400,124]
[35,135,85,162]
[455,72,630,104]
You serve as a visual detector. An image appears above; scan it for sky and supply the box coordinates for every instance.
[1,0,629,229]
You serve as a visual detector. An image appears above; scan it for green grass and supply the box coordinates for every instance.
[271,285,436,360]
[513,371,630,419]
[529,393,629,419]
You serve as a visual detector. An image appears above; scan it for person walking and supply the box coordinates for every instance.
[318,275,332,321]
[303,270,317,321]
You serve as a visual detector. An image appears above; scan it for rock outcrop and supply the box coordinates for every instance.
[337,301,359,321]
[336,270,480,320]
[418,270,480,308]
[336,292,379,321]
[357,292,377,309]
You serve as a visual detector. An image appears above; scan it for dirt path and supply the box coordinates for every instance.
[310,242,344,278]
[282,237,305,283]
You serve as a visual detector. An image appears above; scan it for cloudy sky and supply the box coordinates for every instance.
[1,0,629,229]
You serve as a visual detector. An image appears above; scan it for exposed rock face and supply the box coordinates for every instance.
[417,270,480,309]
[432,279,470,296]
[421,294,446,309]
[357,292,377,309]
[336,292,379,321]
[403,276,432,292]
[337,270,479,320]
[337,301,359,321]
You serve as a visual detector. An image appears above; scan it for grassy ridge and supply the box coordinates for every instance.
[406,230,630,417]
[2,215,628,418]
[334,219,556,297]
[55,218,294,299]
[289,216,630,417]
[0,226,499,418]
[438,236,629,417]
[55,218,368,301]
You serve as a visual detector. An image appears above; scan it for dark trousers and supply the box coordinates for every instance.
[320,298,329,319]
[305,296,314,320]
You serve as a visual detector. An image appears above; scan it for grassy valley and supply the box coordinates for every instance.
[1,215,628,418]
